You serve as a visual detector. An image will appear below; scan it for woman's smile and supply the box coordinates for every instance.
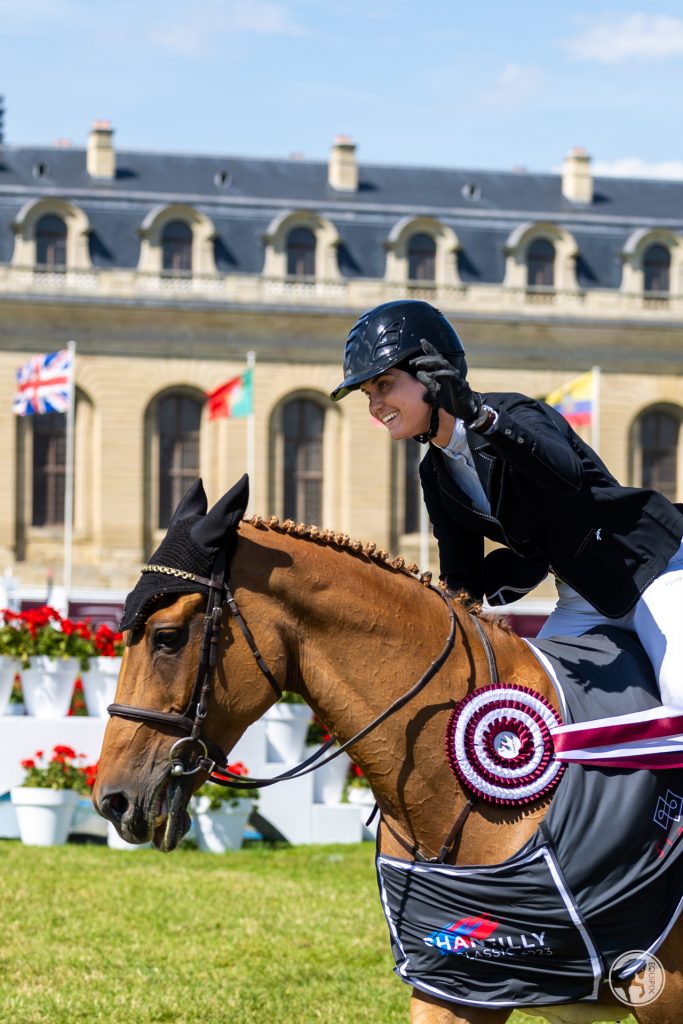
[361,368,432,440]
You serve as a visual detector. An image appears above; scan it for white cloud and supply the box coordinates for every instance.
[152,1,309,57]
[563,14,683,63]
[481,64,544,111]
[592,157,683,180]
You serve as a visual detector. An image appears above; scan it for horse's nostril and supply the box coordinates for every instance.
[98,791,129,824]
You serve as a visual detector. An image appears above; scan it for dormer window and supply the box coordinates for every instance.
[161,220,193,275]
[286,227,316,277]
[35,214,67,270]
[407,233,436,282]
[527,238,555,288]
[643,244,670,294]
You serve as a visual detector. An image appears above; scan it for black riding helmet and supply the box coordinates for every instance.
[330,300,467,401]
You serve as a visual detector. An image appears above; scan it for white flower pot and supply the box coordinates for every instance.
[10,787,79,846]
[21,657,79,717]
[191,796,253,854]
[81,657,122,716]
[107,821,151,850]
[264,703,311,762]
[305,745,351,805]
[0,656,20,715]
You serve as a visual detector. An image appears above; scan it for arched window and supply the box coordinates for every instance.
[643,244,671,294]
[32,412,66,525]
[639,410,678,501]
[527,238,555,288]
[157,394,202,528]
[35,214,67,270]
[407,233,436,282]
[286,227,316,277]
[161,220,193,275]
[283,399,323,523]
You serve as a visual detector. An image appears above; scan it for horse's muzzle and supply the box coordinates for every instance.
[94,786,152,844]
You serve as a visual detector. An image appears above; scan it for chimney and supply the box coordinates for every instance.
[562,146,592,204]
[328,135,358,191]
[87,119,115,179]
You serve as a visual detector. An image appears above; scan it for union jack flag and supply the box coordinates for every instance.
[13,348,73,416]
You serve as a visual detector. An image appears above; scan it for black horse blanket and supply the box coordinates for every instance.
[377,628,683,1008]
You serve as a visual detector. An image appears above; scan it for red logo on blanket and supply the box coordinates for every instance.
[445,683,565,805]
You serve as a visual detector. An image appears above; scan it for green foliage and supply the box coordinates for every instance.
[193,762,258,810]
[19,745,95,794]
[0,607,124,670]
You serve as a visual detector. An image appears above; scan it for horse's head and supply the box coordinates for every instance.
[93,474,273,851]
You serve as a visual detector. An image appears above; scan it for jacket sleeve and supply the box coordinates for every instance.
[420,458,485,601]
[482,394,587,494]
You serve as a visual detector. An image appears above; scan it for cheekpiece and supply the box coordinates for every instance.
[445,683,565,806]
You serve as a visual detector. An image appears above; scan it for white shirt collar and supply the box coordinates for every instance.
[433,419,471,460]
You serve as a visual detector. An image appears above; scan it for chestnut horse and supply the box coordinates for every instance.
[94,479,683,1024]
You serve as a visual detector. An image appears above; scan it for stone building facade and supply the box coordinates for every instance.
[0,122,682,618]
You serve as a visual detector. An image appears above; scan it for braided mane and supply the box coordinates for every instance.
[245,513,432,583]
[244,514,504,628]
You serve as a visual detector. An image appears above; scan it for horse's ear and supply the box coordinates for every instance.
[169,479,208,525]
[189,474,249,551]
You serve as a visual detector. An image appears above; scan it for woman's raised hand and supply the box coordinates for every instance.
[410,340,482,423]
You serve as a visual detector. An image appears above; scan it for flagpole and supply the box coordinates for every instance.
[63,340,77,608]
[591,365,601,455]
[246,351,256,514]
[419,442,430,571]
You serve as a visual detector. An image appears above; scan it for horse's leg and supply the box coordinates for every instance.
[410,990,509,1024]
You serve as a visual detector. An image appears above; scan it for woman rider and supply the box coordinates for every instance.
[331,299,683,708]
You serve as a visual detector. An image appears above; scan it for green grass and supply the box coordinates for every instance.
[0,841,634,1024]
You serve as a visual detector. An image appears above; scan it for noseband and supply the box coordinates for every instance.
[108,555,494,797]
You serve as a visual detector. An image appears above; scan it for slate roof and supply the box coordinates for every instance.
[0,143,682,287]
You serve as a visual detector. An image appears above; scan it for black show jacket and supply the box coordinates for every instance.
[419,392,683,618]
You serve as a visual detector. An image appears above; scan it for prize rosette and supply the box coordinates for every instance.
[445,683,565,805]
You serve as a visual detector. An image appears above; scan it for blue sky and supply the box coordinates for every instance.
[2,1,683,177]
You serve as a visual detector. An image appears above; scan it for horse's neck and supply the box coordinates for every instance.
[239,525,556,864]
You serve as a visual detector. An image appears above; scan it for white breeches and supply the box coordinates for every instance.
[537,541,683,708]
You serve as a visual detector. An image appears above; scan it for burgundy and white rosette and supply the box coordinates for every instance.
[445,683,565,805]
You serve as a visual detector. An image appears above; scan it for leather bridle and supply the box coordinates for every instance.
[107,556,475,794]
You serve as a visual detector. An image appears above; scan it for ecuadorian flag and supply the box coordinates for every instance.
[545,370,594,427]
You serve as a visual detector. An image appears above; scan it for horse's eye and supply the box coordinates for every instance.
[151,626,188,653]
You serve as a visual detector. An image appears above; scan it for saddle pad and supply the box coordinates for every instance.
[377,627,683,1009]
[377,844,600,1008]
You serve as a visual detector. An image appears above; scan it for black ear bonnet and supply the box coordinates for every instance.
[119,475,249,631]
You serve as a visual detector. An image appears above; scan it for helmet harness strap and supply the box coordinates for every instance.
[413,399,440,444]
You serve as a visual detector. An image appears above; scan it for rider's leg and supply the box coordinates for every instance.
[632,541,683,708]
